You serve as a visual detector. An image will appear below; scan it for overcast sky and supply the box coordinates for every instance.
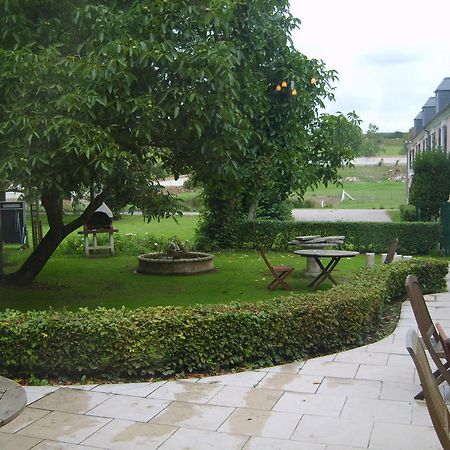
[290,0,450,132]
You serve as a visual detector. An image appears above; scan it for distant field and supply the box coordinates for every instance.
[302,164,407,209]
[381,138,406,156]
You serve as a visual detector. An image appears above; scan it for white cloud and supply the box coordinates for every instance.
[290,0,450,131]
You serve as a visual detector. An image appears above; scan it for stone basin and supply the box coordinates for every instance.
[137,252,215,275]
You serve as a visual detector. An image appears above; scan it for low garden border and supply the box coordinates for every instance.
[0,258,447,380]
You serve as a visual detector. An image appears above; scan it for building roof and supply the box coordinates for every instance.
[414,111,423,120]
[435,77,450,92]
[422,97,436,108]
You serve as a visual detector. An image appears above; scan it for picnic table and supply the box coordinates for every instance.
[0,376,27,427]
[294,249,359,289]
[289,235,345,276]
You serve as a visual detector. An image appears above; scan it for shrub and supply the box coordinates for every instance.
[56,233,181,256]
[400,204,418,222]
[236,220,441,254]
[0,258,446,380]
[287,198,315,208]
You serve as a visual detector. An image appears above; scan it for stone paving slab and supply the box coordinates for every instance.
[2,291,450,449]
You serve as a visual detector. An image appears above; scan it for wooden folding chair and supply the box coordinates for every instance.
[384,238,398,264]
[405,274,450,400]
[258,248,294,291]
[436,323,450,361]
[406,328,450,450]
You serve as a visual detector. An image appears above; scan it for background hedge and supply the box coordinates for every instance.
[0,258,447,380]
[236,220,441,255]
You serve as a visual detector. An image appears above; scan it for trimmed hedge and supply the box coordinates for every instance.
[236,220,441,255]
[0,258,447,379]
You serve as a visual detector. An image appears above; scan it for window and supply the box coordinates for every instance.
[443,125,448,152]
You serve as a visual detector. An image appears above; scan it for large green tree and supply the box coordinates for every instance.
[0,0,253,285]
[1,0,360,284]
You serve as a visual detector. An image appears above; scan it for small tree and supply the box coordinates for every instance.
[355,123,384,156]
[409,151,450,221]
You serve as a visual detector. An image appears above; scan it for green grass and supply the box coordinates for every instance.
[382,144,405,156]
[113,215,199,241]
[382,138,407,156]
[0,248,367,311]
[380,138,406,156]
[387,209,401,222]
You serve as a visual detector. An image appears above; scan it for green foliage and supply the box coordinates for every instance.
[256,197,293,221]
[56,233,185,256]
[409,150,450,221]
[190,3,361,246]
[400,204,418,222]
[0,258,445,379]
[195,182,245,250]
[236,220,441,254]
[356,123,385,156]
[288,198,315,208]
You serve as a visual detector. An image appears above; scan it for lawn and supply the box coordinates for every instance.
[2,185,398,312]
[112,214,199,241]
[1,245,368,311]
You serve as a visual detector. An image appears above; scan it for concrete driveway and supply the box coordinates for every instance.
[292,208,392,222]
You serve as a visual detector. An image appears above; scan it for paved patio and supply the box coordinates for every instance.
[2,283,450,449]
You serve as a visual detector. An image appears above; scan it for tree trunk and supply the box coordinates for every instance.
[247,189,261,221]
[0,191,107,287]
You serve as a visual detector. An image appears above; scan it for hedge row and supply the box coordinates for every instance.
[0,258,447,380]
[235,220,441,255]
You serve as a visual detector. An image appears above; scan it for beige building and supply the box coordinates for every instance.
[407,77,450,199]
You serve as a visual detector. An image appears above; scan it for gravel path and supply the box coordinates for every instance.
[292,208,392,222]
